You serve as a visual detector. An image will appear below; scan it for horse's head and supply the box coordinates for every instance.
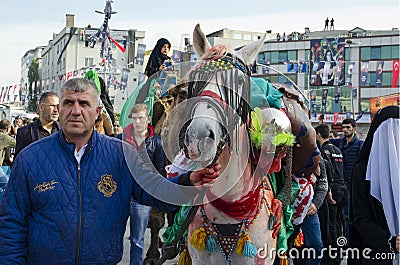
[182,24,266,165]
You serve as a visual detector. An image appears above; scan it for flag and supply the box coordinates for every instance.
[375,61,384,88]
[333,112,339,125]
[360,62,369,86]
[392,60,399,88]
[346,62,355,87]
[67,72,73,80]
[322,88,328,107]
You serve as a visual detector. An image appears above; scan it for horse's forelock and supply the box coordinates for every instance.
[200,45,231,62]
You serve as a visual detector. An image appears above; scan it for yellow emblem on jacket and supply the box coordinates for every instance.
[34,180,58,193]
[97,175,117,197]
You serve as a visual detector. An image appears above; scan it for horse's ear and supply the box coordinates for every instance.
[193,24,211,58]
[235,33,267,65]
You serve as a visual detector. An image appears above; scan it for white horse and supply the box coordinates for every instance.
[181,24,280,265]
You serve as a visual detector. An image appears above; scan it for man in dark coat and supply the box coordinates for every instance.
[15,92,61,157]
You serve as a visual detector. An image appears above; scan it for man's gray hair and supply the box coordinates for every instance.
[61,78,101,105]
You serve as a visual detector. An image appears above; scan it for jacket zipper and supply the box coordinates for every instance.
[76,163,82,265]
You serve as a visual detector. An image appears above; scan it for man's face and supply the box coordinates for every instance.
[342,123,356,138]
[14,118,22,126]
[131,110,149,134]
[59,90,101,140]
[40,95,59,122]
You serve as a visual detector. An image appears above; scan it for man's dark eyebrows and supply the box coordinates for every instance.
[78,99,91,105]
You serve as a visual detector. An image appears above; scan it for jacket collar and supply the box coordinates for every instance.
[57,129,97,156]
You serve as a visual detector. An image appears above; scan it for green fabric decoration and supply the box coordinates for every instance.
[84,70,102,94]
[120,78,159,128]
[250,77,283,109]
[243,240,257,257]
[268,170,300,253]
[162,205,191,245]
[143,78,158,124]
[271,132,296,147]
[249,107,265,149]
[206,236,217,253]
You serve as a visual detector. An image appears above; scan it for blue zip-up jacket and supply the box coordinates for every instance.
[330,135,363,189]
[0,131,193,265]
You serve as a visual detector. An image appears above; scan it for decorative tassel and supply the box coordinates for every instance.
[190,228,206,250]
[206,236,217,253]
[235,234,250,255]
[178,248,192,265]
[294,230,304,247]
[243,239,257,258]
[279,256,289,265]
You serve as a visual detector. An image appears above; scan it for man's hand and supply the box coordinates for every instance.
[327,191,336,204]
[189,164,221,186]
[271,198,282,239]
[307,203,318,216]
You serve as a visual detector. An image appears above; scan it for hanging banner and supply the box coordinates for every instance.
[310,38,345,86]
[360,62,369,86]
[310,90,317,114]
[392,60,399,88]
[172,50,182,64]
[369,92,400,119]
[322,88,328,108]
[346,62,355,87]
[135,43,146,66]
[375,61,384,88]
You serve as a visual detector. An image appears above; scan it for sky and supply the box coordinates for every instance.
[0,0,399,85]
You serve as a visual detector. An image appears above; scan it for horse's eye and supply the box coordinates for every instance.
[238,77,245,86]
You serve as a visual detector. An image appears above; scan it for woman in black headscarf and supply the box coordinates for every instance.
[348,105,399,264]
[144,38,172,78]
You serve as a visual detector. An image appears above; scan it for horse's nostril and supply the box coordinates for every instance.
[209,130,215,140]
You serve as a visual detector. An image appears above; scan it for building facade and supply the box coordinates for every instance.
[253,27,400,137]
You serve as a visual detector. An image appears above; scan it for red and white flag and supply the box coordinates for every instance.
[392,60,399,88]
[333,112,339,125]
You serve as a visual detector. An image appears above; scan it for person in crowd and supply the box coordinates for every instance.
[117,103,166,265]
[324,17,329,30]
[144,38,173,78]
[113,120,123,137]
[330,118,363,240]
[329,129,339,139]
[0,120,16,177]
[330,18,335,30]
[318,114,325,124]
[316,124,347,264]
[94,111,113,136]
[349,105,399,265]
[15,92,60,157]
[300,158,329,265]
[11,116,23,135]
[0,119,16,179]
[0,78,221,265]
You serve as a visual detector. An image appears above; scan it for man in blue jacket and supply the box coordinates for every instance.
[0,78,221,265]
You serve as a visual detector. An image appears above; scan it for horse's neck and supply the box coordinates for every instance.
[210,125,257,202]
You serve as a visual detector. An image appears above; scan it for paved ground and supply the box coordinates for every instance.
[118,217,178,265]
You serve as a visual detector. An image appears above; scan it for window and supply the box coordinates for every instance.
[370,47,381,60]
[361,45,399,60]
[381,46,392,59]
[243,34,252,41]
[234,33,242,40]
[278,51,288,62]
[85,58,94,67]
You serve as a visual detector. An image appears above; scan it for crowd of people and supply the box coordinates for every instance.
[0,37,398,265]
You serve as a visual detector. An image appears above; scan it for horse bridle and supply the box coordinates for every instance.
[179,95,233,162]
